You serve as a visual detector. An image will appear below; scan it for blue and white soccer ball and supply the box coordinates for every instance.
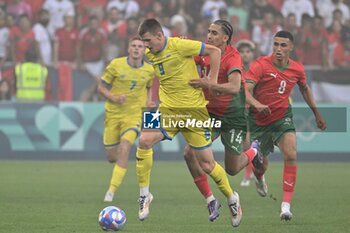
[98,206,126,231]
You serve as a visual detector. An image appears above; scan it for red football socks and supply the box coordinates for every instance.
[282,164,297,203]
[194,174,213,198]
[244,148,256,164]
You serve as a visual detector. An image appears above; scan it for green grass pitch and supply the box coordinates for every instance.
[0,160,349,233]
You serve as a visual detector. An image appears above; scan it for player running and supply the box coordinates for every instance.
[135,18,241,227]
[185,20,262,226]
[98,37,155,202]
[245,31,327,221]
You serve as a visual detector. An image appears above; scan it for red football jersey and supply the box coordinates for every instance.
[55,28,79,62]
[245,55,307,125]
[195,45,243,117]
[9,27,36,62]
[79,28,107,62]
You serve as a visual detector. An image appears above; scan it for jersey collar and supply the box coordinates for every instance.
[126,57,144,68]
[157,36,168,54]
[270,55,291,71]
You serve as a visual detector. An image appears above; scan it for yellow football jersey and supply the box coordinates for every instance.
[101,57,154,116]
[145,37,207,108]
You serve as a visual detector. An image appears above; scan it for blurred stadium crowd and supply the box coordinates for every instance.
[0,0,350,102]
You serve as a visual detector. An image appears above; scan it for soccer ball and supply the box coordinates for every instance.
[98,206,126,231]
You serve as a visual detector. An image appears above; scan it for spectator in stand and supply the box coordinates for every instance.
[170,14,188,37]
[227,0,249,31]
[281,0,315,27]
[15,48,50,102]
[155,16,171,37]
[333,29,350,68]
[6,13,16,29]
[109,16,140,56]
[77,0,107,28]
[125,16,139,38]
[327,19,343,67]
[297,13,313,63]
[284,14,299,40]
[101,7,126,61]
[284,13,302,61]
[24,0,44,22]
[252,10,282,56]
[328,19,343,44]
[300,15,330,68]
[135,0,151,9]
[53,11,78,101]
[0,1,6,10]
[33,9,52,66]
[53,11,78,68]
[43,0,75,38]
[201,0,227,22]
[144,1,171,38]
[107,0,140,19]
[266,0,284,11]
[231,16,251,44]
[218,7,229,21]
[332,8,348,27]
[146,1,163,19]
[0,79,11,101]
[193,21,208,42]
[317,0,350,28]
[9,14,39,64]
[275,12,285,27]
[7,0,32,22]
[248,0,276,29]
[0,13,9,68]
[78,15,107,101]
[169,0,196,32]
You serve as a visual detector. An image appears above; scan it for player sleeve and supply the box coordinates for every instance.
[226,53,242,76]
[100,61,116,85]
[244,60,263,85]
[297,64,307,88]
[176,39,205,57]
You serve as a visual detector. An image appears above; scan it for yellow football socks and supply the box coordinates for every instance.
[209,162,233,198]
[136,148,153,188]
[108,164,127,193]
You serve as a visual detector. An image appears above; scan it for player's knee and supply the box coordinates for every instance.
[106,155,116,163]
[138,135,153,149]
[283,149,297,163]
[105,148,117,163]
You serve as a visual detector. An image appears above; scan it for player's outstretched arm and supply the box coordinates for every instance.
[245,82,271,116]
[298,83,327,130]
[189,70,241,95]
[211,71,241,95]
[201,44,221,84]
